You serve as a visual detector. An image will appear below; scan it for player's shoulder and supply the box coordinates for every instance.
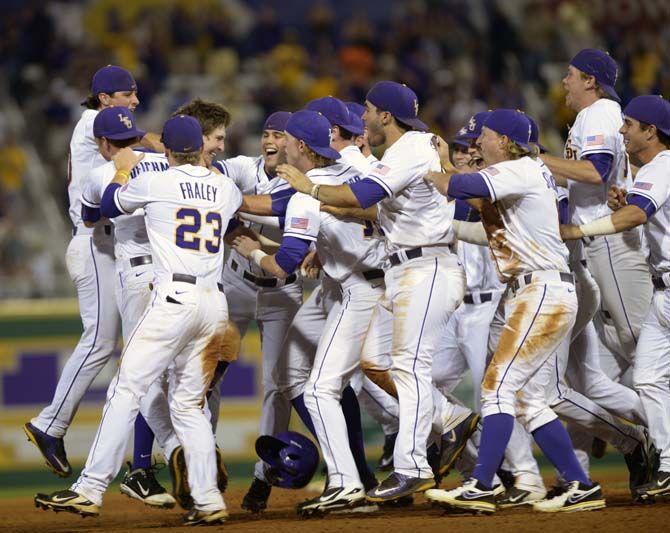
[636,150,670,181]
[579,98,622,125]
[218,154,259,173]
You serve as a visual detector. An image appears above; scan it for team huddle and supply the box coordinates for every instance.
[23,46,670,525]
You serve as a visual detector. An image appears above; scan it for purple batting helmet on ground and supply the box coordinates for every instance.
[256,431,319,489]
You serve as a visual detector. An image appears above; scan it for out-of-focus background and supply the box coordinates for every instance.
[0,0,666,486]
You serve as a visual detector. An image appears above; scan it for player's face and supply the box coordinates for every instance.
[203,126,226,168]
[619,116,647,165]
[262,129,288,173]
[284,132,302,166]
[451,146,472,169]
[363,101,385,147]
[477,127,506,165]
[562,66,587,111]
[107,90,139,111]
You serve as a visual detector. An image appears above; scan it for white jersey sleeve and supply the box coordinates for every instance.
[216,155,260,193]
[480,165,526,201]
[629,154,670,212]
[283,193,320,242]
[115,174,155,214]
[81,165,107,208]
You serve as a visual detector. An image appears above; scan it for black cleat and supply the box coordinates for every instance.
[23,423,72,478]
[34,489,99,517]
[183,507,228,526]
[438,413,480,478]
[378,433,397,471]
[241,477,272,513]
[636,471,670,500]
[120,461,176,508]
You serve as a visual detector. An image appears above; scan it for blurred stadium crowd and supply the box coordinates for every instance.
[0,0,668,297]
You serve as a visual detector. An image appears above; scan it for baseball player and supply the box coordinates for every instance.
[560,95,670,499]
[212,110,304,512]
[281,81,467,501]
[79,106,177,508]
[346,102,377,164]
[24,65,139,477]
[424,109,605,514]
[541,48,652,363]
[34,115,240,526]
[234,109,386,514]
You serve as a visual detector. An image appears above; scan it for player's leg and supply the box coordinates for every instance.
[584,231,653,359]
[369,257,466,501]
[432,309,467,398]
[633,291,670,498]
[27,235,119,477]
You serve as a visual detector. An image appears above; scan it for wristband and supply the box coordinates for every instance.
[311,184,321,200]
[250,248,268,269]
[115,170,130,181]
[579,215,616,237]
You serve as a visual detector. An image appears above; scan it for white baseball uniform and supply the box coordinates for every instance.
[281,162,387,488]
[214,155,302,481]
[71,163,241,512]
[628,150,670,472]
[81,151,182,460]
[31,108,120,438]
[565,98,652,358]
[360,131,466,479]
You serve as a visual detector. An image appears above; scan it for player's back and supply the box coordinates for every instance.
[479,156,569,281]
[120,164,241,286]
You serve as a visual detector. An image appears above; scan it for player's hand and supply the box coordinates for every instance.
[431,135,452,169]
[560,224,584,241]
[277,164,313,194]
[607,186,627,211]
[113,148,144,173]
[300,250,321,279]
[232,235,261,258]
[424,171,451,196]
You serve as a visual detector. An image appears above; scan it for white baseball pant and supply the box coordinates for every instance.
[72,281,228,511]
[32,228,120,437]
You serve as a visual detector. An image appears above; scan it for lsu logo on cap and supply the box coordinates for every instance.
[118,113,133,129]
[413,98,419,116]
[467,115,477,132]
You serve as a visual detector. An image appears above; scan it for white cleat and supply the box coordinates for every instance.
[532,481,605,513]
[425,478,497,514]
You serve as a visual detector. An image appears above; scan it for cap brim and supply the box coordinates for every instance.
[341,122,364,136]
[396,117,428,132]
[537,142,548,153]
[601,83,621,103]
[310,146,341,160]
[256,435,286,467]
[104,128,145,141]
[460,132,480,140]
[452,139,470,148]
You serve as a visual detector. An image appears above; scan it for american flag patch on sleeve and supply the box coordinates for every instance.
[634,181,653,191]
[586,134,604,146]
[290,217,309,230]
[371,163,390,176]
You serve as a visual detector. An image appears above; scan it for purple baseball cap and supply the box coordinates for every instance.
[345,102,365,118]
[624,95,670,136]
[483,109,532,150]
[91,65,137,95]
[525,115,547,153]
[93,106,145,140]
[263,111,292,132]
[365,81,428,131]
[305,97,364,135]
[285,110,341,160]
[459,111,491,140]
[570,49,620,102]
[161,115,203,153]
[451,134,470,148]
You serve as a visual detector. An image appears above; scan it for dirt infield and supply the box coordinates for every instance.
[2,474,668,533]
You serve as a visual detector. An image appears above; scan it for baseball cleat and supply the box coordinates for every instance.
[183,507,228,526]
[425,478,497,514]
[635,471,670,499]
[215,446,229,494]
[496,486,547,508]
[438,413,480,478]
[532,480,605,513]
[297,485,370,517]
[624,432,654,496]
[378,433,397,471]
[168,446,193,510]
[365,472,435,502]
[241,477,272,513]
[34,489,99,517]
[119,461,176,508]
[23,423,72,478]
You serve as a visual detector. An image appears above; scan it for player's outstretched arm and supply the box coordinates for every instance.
[320,205,378,221]
[560,204,647,241]
[277,164,362,208]
[540,154,603,185]
[232,235,306,279]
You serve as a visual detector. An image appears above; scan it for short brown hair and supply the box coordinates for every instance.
[170,151,202,165]
[305,146,336,168]
[173,99,231,136]
[640,122,670,149]
[107,137,140,149]
[505,141,539,160]
[579,71,609,100]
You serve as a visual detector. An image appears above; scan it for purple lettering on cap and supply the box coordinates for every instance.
[459,111,491,140]
[365,81,428,132]
[93,106,145,140]
[285,110,341,160]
